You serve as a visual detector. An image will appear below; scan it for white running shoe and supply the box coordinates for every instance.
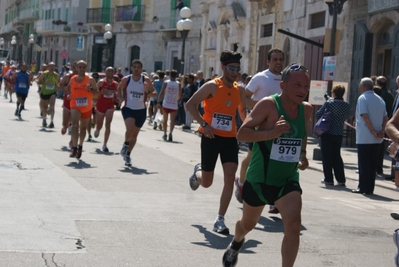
[189,163,201,190]
[213,217,230,235]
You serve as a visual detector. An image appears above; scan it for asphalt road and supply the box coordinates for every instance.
[0,83,397,267]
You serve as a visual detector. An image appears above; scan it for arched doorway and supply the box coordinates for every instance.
[130,45,140,66]
[375,22,394,84]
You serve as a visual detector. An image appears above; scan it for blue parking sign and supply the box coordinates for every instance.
[77,36,84,51]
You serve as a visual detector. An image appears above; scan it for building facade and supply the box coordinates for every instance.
[1,0,399,113]
[0,0,89,71]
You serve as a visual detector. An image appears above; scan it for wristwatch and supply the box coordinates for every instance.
[201,122,208,127]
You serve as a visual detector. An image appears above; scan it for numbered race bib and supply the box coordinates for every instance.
[104,89,114,98]
[211,113,233,131]
[76,97,88,107]
[270,138,302,163]
[19,82,27,88]
[46,84,55,90]
[128,90,142,101]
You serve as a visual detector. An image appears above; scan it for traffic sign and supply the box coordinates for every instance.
[60,49,69,59]
[322,56,336,81]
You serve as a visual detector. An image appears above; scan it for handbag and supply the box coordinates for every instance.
[314,109,332,137]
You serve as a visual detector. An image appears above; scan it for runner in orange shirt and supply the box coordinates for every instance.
[66,60,98,159]
[185,50,246,235]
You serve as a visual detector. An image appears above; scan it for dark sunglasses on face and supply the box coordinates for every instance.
[281,64,308,80]
[224,65,241,72]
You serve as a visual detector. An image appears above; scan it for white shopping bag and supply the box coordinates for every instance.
[155,110,163,123]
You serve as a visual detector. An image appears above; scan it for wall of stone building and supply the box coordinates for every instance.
[111,0,202,74]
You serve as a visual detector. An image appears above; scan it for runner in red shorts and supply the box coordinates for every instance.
[58,62,77,146]
[94,67,118,152]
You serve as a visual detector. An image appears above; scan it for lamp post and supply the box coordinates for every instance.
[28,34,34,66]
[325,0,347,95]
[176,7,193,75]
[313,0,347,161]
[103,24,113,69]
[11,35,16,61]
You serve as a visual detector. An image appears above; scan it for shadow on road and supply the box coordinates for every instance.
[94,148,118,156]
[39,128,56,133]
[119,166,157,175]
[65,159,96,169]
[191,224,262,253]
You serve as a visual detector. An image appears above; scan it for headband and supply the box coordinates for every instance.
[222,59,240,65]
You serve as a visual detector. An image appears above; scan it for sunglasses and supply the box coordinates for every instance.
[224,65,241,72]
[281,64,308,80]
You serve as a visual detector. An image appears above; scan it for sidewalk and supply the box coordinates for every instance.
[305,136,398,192]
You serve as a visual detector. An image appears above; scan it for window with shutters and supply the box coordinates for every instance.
[309,11,325,29]
[261,23,273,38]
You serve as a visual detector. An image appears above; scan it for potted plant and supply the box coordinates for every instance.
[64,25,71,32]
[77,21,84,26]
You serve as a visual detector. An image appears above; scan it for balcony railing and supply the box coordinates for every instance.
[115,5,145,22]
[54,21,88,35]
[35,20,56,33]
[86,8,114,24]
[19,7,40,21]
[0,22,13,34]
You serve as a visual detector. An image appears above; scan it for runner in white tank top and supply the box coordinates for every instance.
[158,70,182,142]
[125,74,146,110]
[117,60,155,167]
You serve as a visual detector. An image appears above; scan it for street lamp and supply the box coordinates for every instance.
[313,0,347,160]
[11,35,17,61]
[176,7,193,75]
[103,24,113,69]
[325,0,346,56]
[28,34,34,67]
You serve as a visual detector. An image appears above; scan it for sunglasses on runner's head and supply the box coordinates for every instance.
[281,64,308,80]
[224,65,241,72]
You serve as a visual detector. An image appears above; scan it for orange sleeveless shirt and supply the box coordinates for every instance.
[201,78,240,137]
[70,75,93,113]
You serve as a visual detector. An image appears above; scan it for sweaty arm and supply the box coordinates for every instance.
[238,85,247,122]
[88,77,98,95]
[11,72,18,84]
[58,75,69,92]
[117,76,129,104]
[244,88,256,109]
[386,109,399,144]
[144,76,156,96]
[157,82,168,104]
[186,81,216,126]
[237,97,291,142]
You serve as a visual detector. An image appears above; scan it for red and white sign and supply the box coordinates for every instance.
[60,49,69,59]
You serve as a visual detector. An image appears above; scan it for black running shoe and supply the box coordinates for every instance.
[222,239,245,267]
[76,148,82,159]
